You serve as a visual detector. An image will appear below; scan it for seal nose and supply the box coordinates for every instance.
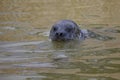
[55,32,65,37]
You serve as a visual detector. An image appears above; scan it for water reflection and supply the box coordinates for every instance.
[51,40,82,49]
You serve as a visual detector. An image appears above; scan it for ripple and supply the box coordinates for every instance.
[0,41,44,48]
[2,26,16,30]
[0,32,3,35]
[14,62,57,68]
[0,75,46,80]
[38,73,118,80]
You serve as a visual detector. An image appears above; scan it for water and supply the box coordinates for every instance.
[0,0,120,80]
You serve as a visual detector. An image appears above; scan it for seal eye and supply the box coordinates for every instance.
[53,27,57,32]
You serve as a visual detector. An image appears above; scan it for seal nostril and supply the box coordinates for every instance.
[56,32,64,37]
[56,33,58,36]
[60,33,63,36]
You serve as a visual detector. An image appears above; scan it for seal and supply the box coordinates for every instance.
[49,20,87,41]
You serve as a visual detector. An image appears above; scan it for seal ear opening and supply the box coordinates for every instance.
[76,27,81,34]
[74,25,81,37]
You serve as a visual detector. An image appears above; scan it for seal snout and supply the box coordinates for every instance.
[55,32,66,38]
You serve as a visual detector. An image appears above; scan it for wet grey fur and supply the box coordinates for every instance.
[49,20,88,41]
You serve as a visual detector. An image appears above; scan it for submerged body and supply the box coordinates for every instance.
[49,20,88,41]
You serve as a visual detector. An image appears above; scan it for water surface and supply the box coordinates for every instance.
[0,0,120,80]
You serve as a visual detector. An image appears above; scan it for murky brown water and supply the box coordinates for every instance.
[0,0,120,80]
